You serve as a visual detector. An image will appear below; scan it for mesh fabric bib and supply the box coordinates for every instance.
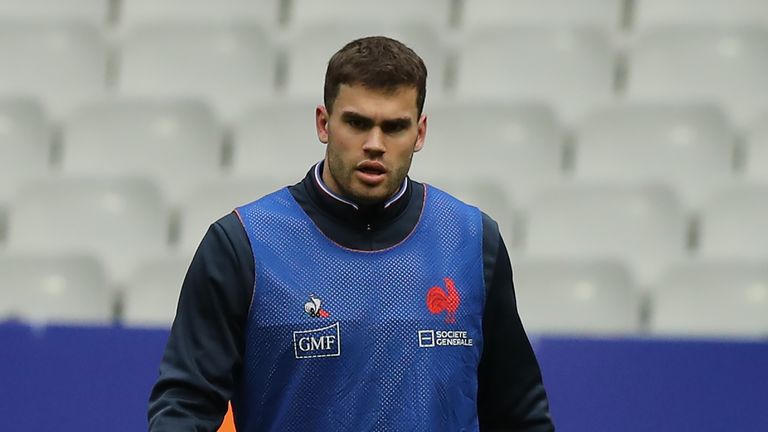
[232,185,485,431]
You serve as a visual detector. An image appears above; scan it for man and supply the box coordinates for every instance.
[149,36,554,431]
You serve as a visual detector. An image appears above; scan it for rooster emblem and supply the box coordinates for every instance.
[426,277,461,324]
[304,295,330,318]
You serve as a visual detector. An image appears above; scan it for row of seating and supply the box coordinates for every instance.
[1,0,767,29]
[3,98,767,208]
[2,253,766,338]
[0,177,766,284]
[2,23,768,122]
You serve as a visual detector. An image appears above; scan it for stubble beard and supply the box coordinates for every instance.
[325,140,415,206]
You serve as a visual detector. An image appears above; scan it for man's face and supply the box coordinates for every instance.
[315,84,427,205]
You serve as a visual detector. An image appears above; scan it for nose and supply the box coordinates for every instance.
[362,127,386,154]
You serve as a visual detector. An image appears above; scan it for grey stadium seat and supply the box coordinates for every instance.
[120,0,280,30]
[123,256,191,327]
[0,98,51,202]
[118,23,276,120]
[698,184,768,261]
[651,261,768,337]
[0,254,112,325]
[514,260,642,335]
[627,27,768,126]
[289,0,451,30]
[455,27,615,124]
[461,0,623,30]
[525,184,687,284]
[745,112,768,181]
[575,103,735,209]
[412,101,563,206]
[0,22,107,118]
[232,99,326,179]
[635,0,768,29]
[7,177,169,282]
[62,99,223,204]
[0,0,107,24]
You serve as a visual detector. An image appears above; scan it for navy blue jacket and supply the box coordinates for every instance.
[148,164,554,431]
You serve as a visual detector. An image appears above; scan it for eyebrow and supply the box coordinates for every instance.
[340,111,413,129]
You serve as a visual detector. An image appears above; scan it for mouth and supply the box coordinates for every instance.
[355,161,387,185]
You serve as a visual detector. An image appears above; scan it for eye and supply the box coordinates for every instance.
[346,118,368,130]
[382,122,408,134]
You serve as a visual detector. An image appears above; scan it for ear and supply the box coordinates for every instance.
[315,105,330,144]
[414,114,427,152]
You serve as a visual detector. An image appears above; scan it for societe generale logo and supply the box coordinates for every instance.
[426,277,461,324]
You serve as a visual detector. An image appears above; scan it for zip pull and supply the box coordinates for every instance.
[366,223,372,231]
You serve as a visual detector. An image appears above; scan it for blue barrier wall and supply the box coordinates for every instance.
[1,323,766,431]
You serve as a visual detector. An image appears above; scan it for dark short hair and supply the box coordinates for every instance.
[324,36,428,116]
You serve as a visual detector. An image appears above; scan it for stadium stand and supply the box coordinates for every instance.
[514,259,641,334]
[0,0,108,24]
[574,103,735,209]
[0,98,50,202]
[525,184,687,285]
[0,254,111,324]
[412,102,563,205]
[231,99,324,178]
[123,256,190,327]
[627,26,768,126]
[461,0,623,30]
[635,0,768,28]
[698,184,768,261]
[289,0,452,29]
[120,0,281,29]
[455,27,615,124]
[118,23,276,120]
[62,99,223,203]
[745,111,768,180]
[0,22,107,117]
[7,177,169,282]
[651,261,768,337]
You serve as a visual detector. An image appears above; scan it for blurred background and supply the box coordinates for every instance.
[0,0,767,431]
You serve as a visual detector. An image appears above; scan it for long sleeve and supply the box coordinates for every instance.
[148,212,254,432]
[477,215,554,431]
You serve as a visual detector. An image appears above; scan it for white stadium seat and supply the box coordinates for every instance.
[121,0,280,29]
[627,27,768,126]
[698,184,768,261]
[285,24,447,101]
[177,178,289,253]
[745,112,768,180]
[7,178,169,281]
[0,99,50,202]
[525,184,687,284]
[123,257,190,327]
[0,22,107,117]
[0,0,107,24]
[62,100,223,203]
[412,102,563,205]
[514,260,641,334]
[636,0,768,29]
[455,27,615,124]
[232,100,326,178]
[289,0,451,29]
[651,261,768,337]
[575,103,735,209]
[462,0,623,30]
[0,254,112,324]
[118,24,276,120]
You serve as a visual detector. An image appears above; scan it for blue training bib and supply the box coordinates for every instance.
[233,185,486,432]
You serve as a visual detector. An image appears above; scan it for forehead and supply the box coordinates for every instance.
[332,84,419,120]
